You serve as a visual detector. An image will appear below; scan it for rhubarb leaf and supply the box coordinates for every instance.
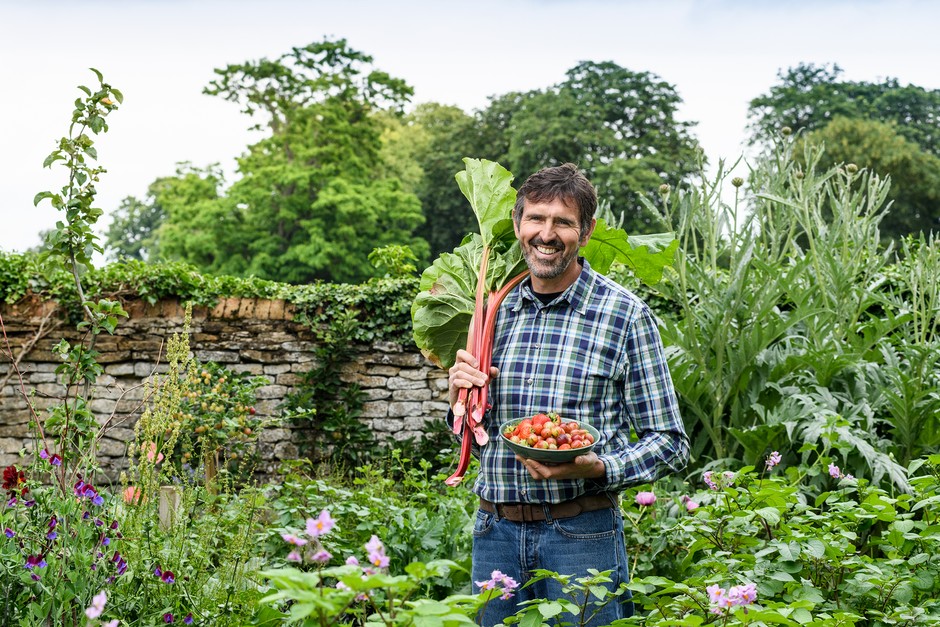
[582,224,680,285]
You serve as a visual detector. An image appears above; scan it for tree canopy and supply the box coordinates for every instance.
[748,63,940,157]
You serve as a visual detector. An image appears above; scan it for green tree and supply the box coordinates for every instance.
[799,117,940,238]
[104,162,221,261]
[748,62,940,157]
[154,39,427,283]
[477,61,700,233]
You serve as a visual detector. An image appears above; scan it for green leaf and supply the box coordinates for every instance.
[755,506,782,526]
[33,191,54,206]
[537,601,563,618]
[90,67,103,83]
[111,87,124,104]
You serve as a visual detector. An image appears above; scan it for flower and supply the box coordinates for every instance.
[345,556,360,566]
[123,486,144,505]
[163,613,175,623]
[161,570,175,584]
[25,555,47,570]
[85,590,107,619]
[2,465,26,494]
[708,582,758,614]
[765,451,782,469]
[40,449,49,460]
[829,463,842,479]
[305,510,336,538]
[311,549,332,564]
[103,621,119,627]
[184,614,193,624]
[729,582,758,605]
[635,491,656,506]
[684,498,699,512]
[475,569,519,600]
[145,442,165,464]
[50,454,63,467]
[4,528,13,538]
[281,533,308,546]
[365,535,390,568]
[286,551,302,562]
[703,471,718,490]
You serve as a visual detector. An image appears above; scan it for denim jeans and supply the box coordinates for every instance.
[471,502,633,626]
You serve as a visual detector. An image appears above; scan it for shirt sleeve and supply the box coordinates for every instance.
[590,305,689,492]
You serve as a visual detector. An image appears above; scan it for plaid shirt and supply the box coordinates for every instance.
[466,258,689,504]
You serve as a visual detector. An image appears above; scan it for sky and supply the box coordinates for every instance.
[1,0,938,253]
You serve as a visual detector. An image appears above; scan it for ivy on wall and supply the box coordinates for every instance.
[0,252,418,345]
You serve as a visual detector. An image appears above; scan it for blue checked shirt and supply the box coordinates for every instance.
[464,258,689,504]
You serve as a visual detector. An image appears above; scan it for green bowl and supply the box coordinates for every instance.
[498,419,600,463]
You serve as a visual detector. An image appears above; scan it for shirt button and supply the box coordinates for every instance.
[526,378,533,385]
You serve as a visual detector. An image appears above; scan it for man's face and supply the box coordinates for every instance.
[514,197,595,293]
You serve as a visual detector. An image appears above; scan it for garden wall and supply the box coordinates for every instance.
[0,297,450,477]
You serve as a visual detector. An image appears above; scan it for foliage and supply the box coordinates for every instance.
[796,116,940,238]
[747,62,940,158]
[476,61,701,234]
[412,158,679,370]
[127,38,430,285]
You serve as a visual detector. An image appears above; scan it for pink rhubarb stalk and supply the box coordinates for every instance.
[445,268,530,486]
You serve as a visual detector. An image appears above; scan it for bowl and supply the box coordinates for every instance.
[498,418,600,463]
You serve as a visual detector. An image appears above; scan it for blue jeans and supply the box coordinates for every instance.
[471,502,633,626]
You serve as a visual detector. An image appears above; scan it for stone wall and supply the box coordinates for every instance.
[0,297,450,476]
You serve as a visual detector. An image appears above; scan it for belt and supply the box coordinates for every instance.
[479,493,616,522]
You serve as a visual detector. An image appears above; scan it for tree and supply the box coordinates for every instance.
[475,61,701,233]
[799,117,940,238]
[748,63,940,157]
[153,39,428,283]
[104,162,221,262]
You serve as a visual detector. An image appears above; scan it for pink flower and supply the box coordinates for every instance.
[829,463,842,479]
[122,486,144,505]
[703,471,719,490]
[365,535,389,568]
[345,556,360,566]
[145,442,164,464]
[729,582,758,605]
[311,549,332,564]
[286,551,302,562]
[281,533,308,546]
[103,621,119,627]
[306,510,336,538]
[85,590,107,619]
[765,451,782,469]
[635,491,656,506]
[684,498,699,512]
[475,569,519,600]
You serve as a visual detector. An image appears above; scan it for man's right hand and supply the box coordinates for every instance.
[447,349,499,409]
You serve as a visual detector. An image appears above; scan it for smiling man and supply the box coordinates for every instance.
[448,162,690,626]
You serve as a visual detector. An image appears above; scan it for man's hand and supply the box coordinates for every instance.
[516,452,606,481]
[447,349,499,409]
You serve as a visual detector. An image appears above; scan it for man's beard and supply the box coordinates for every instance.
[522,239,579,280]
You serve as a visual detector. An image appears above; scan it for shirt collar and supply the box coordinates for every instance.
[508,257,595,315]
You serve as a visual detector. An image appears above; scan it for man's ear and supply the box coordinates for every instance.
[579,218,597,247]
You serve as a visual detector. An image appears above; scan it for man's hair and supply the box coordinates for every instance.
[513,163,597,236]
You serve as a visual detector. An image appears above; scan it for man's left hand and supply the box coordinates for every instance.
[516,452,606,481]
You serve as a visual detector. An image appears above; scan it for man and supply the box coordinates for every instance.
[448,163,689,626]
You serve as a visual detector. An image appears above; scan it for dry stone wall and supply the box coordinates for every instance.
[0,297,450,476]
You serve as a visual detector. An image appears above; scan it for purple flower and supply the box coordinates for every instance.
[161,570,175,584]
[4,528,14,538]
[305,510,336,538]
[475,569,519,600]
[25,555,47,569]
[46,531,57,540]
[635,491,656,507]
[281,533,308,546]
[829,463,842,479]
[345,556,360,566]
[40,449,49,460]
[184,614,193,624]
[50,454,62,467]
[729,583,758,605]
[311,549,331,564]
[703,471,719,490]
[365,535,390,568]
[286,551,302,562]
[163,613,174,623]
[765,451,782,469]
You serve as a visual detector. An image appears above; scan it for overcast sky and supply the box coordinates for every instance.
[1,0,938,253]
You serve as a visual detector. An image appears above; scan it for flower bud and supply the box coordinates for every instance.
[781,126,792,137]
[846,163,858,174]
[795,171,804,180]
[658,183,671,196]
[731,177,744,188]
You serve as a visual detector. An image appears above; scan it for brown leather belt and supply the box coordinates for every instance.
[479,493,616,522]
